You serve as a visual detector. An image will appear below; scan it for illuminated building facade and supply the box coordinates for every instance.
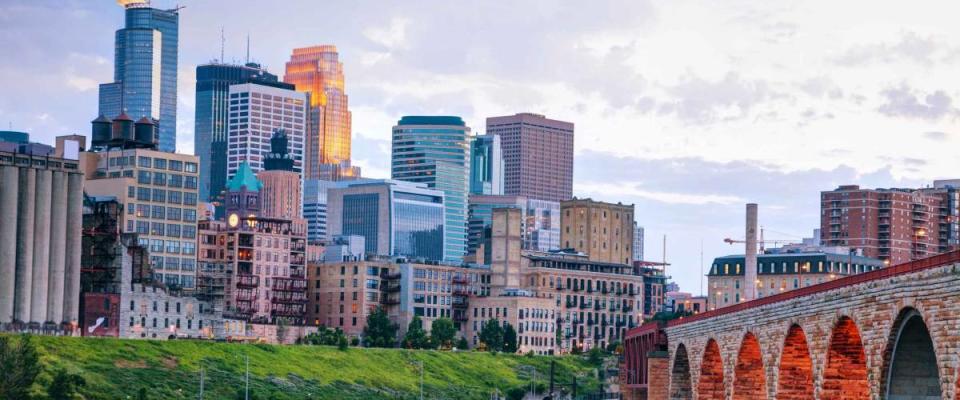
[283,45,359,180]
[226,83,306,181]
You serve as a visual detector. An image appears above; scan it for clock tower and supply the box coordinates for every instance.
[224,161,263,229]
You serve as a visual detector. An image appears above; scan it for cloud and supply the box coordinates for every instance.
[363,17,410,49]
[66,74,98,92]
[923,131,949,141]
[834,31,940,66]
[657,73,778,125]
[577,182,743,205]
[877,85,957,120]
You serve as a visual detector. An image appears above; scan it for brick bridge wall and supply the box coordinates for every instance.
[652,251,960,400]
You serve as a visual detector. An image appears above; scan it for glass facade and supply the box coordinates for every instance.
[392,192,444,261]
[194,63,291,202]
[99,6,179,152]
[467,195,561,262]
[469,134,503,195]
[341,194,380,254]
[392,116,471,263]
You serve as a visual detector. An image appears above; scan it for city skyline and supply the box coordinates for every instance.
[4,0,960,293]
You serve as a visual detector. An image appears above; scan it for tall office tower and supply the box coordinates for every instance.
[560,198,635,264]
[327,180,446,261]
[283,45,359,180]
[257,131,301,220]
[226,83,306,181]
[392,116,471,263]
[303,179,347,244]
[821,184,959,265]
[99,1,179,152]
[469,134,504,195]
[0,142,84,329]
[194,62,294,202]
[632,224,644,261]
[485,113,574,202]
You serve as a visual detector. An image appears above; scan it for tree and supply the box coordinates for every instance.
[455,336,469,351]
[363,306,398,348]
[479,319,504,352]
[502,323,518,353]
[48,369,86,400]
[430,317,456,350]
[337,335,349,351]
[0,334,41,400]
[403,316,429,349]
[587,346,605,366]
[302,327,347,346]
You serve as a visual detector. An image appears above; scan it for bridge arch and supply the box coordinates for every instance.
[882,307,941,399]
[821,315,869,400]
[776,324,814,399]
[670,343,692,400]
[732,332,765,399]
[697,339,725,400]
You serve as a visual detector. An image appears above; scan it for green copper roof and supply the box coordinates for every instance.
[226,161,263,192]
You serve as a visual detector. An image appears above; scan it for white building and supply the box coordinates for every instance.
[226,83,306,181]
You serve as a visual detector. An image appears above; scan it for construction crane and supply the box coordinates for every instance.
[723,227,794,252]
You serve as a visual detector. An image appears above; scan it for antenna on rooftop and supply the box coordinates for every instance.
[220,26,225,63]
[246,33,250,64]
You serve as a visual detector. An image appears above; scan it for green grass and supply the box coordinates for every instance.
[28,336,600,399]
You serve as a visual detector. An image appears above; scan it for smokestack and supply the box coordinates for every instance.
[744,203,758,301]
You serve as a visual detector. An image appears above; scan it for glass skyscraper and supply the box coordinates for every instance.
[392,116,471,263]
[327,180,444,261]
[99,2,179,152]
[283,45,360,180]
[469,134,504,195]
[194,62,292,202]
[467,194,561,263]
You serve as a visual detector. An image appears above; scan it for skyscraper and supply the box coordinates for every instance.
[469,134,504,195]
[99,1,179,152]
[283,45,359,180]
[392,116,471,263]
[225,84,306,181]
[486,113,574,202]
[194,62,293,202]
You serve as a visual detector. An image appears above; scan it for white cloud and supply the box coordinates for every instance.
[363,17,410,49]
[577,182,744,206]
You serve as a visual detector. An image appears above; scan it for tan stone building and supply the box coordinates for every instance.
[81,148,202,290]
[466,291,556,354]
[560,198,635,264]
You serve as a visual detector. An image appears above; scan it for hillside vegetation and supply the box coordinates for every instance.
[28,336,601,399]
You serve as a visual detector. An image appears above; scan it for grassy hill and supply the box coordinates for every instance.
[28,336,602,399]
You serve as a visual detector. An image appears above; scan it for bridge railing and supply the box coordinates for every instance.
[666,250,960,328]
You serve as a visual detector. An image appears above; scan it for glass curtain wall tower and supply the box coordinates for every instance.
[99,1,179,152]
[194,62,292,202]
[283,45,359,180]
[392,116,471,263]
[469,134,504,195]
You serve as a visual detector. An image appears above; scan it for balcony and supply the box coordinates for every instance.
[270,303,305,318]
[453,313,469,323]
[380,272,401,280]
[382,283,401,293]
[452,300,469,309]
[452,276,469,285]
[236,274,259,289]
[380,296,400,306]
[235,290,257,302]
[271,277,307,292]
[271,291,308,304]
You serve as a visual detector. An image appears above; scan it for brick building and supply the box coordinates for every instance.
[821,184,960,265]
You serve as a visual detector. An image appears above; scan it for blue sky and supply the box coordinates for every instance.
[3,0,958,294]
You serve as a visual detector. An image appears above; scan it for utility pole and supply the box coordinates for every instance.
[572,376,577,398]
[419,360,424,400]
[549,359,555,396]
[245,355,249,400]
[198,366,204,399]
[700,239,704,297]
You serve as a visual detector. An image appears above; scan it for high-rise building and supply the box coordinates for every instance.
[283,45,359,181]
[194,62,293,202]
[632,225,644,262]
[467,194,560,263]
[392,116,472,263]
[821,184,960,265]
[560,198,635,265]
[226,83,306,181]
[303,179,347,244]
[327,180,446,262]
[0,144,84,330]
[99,1,179,152]
[486,113,574,202]
[469,134,503,195]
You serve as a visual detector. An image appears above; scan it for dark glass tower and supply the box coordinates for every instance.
[98,2,179,152]
[193,62,293,202]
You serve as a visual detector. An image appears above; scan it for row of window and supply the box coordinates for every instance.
[135,156,197,173]
[129,186,198,206]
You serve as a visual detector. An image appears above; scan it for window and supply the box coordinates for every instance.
[168,174,183,188]
[153,172,166,186]
[184,176,197,189]
[165,257,179,270]
[151,206,165,219]
[184,193,197,206]
[182,242,196,255]
[168,191,182,204]
[183,209,197,222]
[137,170,151,184]
[150,223,165,236]
[137,187,151,201]
[138,156,152,168]
[152,189,166,203]
[181,226,196,239]
[166,208,181,221]
[166,241,180,254]
[169,160,183,171]
[153,158,167,169]
[180,258,196,272]
[166,224,181,237]
[136,221,149,234]
[185,162,198,173]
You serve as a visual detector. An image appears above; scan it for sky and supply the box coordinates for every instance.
[2,0,959,295]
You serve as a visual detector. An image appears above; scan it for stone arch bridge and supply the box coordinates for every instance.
[622,250,960,400]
